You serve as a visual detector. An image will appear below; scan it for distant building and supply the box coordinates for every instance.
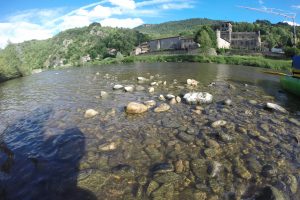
[134,42,150,55]
[217,22,261,50]
[148,36,198,52]
[271,47,284,54]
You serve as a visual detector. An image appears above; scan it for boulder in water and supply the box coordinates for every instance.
[113,84,124,90]
[154,103,170,113]
[183,92,213,104]
[126,102,148,114]
[84,109,99,118]
[187,79,199,86]
[265,103,287,113]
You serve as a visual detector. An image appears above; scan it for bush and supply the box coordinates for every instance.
[284,47,300,58]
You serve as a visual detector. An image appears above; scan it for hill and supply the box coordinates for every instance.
[0,23,149,82]
[134,18,222,39]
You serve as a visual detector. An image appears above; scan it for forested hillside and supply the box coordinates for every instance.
[0,23,149,82]
[135,18,221,38]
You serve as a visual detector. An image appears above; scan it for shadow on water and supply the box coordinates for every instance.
[0,107,96,200]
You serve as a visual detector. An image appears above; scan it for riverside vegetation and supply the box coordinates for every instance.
[0,18,299,82]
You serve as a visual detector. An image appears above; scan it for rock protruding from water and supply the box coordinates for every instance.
[144,100,156,108]
[148,87,155,93]
[265,103,287,113]
[126,102,148,114]
[113,84,124,90]
[187,79,199,86]
[183,92,213,104]
[100,91,108,98]
[154,103,170,113]
[124,86,134,92]
[84,109,99,118]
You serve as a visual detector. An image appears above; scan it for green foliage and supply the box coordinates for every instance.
[135,18,221,39]
[0,23,148,81]
[284,47,300,58]
[194,26,217,50]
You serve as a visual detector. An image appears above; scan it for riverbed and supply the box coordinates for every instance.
[0,62,299,200]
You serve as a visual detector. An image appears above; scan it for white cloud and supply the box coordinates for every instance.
[100,18,144,28]
[283,21,300,26]
[292,5,300,9]
[0,22,53,48]
[58,15,91,31]
[109,0,136,9]
[0,0,195,48]
[161,3,194,10]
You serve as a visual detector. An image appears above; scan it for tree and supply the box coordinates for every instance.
[195,26,216,48]
[199,30,212,48]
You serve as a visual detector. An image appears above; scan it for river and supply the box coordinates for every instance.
[0,62,299,200]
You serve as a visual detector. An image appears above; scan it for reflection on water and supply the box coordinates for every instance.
[0,63,299,199]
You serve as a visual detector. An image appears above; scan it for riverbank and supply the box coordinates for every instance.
[91,55,291,71]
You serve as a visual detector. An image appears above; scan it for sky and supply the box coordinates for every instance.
[0,0,300,49]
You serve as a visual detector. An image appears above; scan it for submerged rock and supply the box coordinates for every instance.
[154,172,181,184]
[207,161,222,177]
[175,160,184,173]
[99,142,117,151]
[136,85,145,91]
[254,185,286,200]
[151,183,174,199]
[177,132,194,143]
[146,181,160,196]
[211,120,227,128]
[151,163,174,174]
[183,92,213,104]
[126,102,148,114]
[265,102,288,113]
[261,164,277,178]
[191,159,208,179]
[111,164,135,174]
[154,103,170,113]
[84,109,99,118]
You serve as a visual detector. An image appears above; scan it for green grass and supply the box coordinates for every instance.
[91,54,291,71]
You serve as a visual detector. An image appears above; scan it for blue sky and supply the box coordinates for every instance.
[0,0,300,48]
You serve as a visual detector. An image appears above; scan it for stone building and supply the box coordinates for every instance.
[148,36,198,52]
[217,22,261,50]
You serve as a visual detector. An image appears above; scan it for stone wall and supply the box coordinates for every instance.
[149,37,181,52]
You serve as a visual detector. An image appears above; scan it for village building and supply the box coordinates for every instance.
[148,36,198,52]
[217,22,262,50]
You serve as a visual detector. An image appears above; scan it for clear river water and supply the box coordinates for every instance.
[0,62,299,200]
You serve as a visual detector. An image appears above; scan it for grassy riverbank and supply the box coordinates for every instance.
[91,55,291,71]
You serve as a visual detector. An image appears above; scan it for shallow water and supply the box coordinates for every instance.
[0,62,299,200]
